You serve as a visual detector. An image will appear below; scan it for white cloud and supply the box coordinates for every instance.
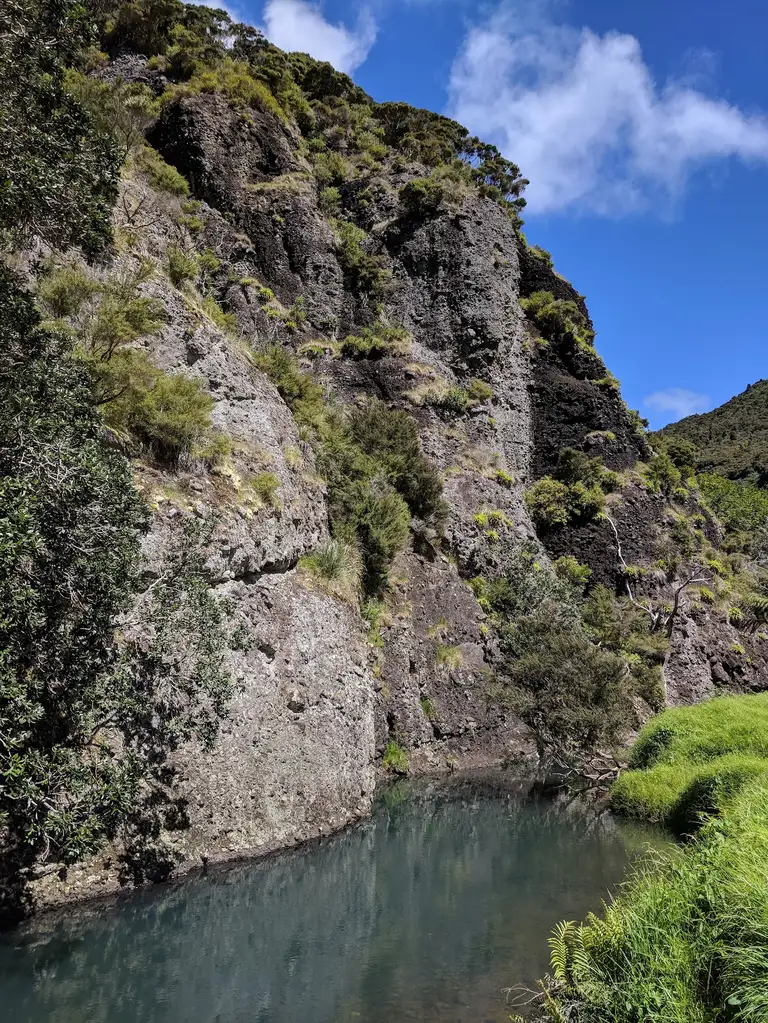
[644,388,711,422]
[448,2,768,215]
[261,0,377,74]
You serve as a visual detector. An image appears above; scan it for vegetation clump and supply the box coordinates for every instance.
[254,349,443,594]
[539,696,768,1023]
[520,290,595,350]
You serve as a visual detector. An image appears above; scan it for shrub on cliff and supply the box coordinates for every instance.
[92,349,230,465]
[0,278,242,912]
[520,290,595,350]
[525,476,605,528]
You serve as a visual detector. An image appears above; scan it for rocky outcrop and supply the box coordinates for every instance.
[31,69,765,909]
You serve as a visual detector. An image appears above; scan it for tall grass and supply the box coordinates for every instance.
[541,696,768,1022]
[548,778,768,1022]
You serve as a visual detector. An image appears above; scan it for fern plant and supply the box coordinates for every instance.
[548,920,589,994]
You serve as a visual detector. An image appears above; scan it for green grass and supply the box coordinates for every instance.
[629,692,768,769]
[611,694,768,834]
[382,741,409,775]
[540,694,768,1020]
[546,777,768,1022]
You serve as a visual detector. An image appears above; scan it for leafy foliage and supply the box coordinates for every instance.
[254,351,442,594]
[0,278,240,910]
[0,0,119,253]
[520,290,595,350]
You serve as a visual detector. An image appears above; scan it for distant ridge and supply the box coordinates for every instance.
[657,379,768,484]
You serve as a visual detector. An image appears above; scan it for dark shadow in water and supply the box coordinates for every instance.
[0,772,665,1023]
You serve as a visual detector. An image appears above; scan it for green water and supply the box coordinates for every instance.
[0,774,662,1023]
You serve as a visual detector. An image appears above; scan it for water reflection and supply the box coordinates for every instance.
[0,774,661,1023]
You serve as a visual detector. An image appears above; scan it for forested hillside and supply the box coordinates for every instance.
[657,379,768,484]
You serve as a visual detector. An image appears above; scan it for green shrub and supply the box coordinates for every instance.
[495,469,515,488]
[339,323,411,359]
[645,452,683,496]
[382,741,409,774]
[553,555,592,590]
[520,290,594,350]
[420,696,436,719]
[427,385,471,415]
[346,399,444,522]
[166,244,199,287]
[37,263,99,318]
[91,349,228,465]
[435,644,462,668]
[525,477,570,528]
[300,540,361,600]
[361,597,386,647]
[318,185,342,215]
[134,144,190,196]
[313,151,350,187]
[399,176,447,215]
[334,482,411,595]
[466,378,493,402]
[331,219,390,304]
[165,59,286,122]
[250,471,280,508]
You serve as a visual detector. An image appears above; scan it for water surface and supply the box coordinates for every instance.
[0,774,662,1023]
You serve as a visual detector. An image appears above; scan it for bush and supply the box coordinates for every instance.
[166,245,199,287]
[331,219,390,304]
[339,323,411,359]
[300,540,361,600]
[520,290,594,350]
[504,624,634,757]
[466,378,493,403]
[399,177,447,216]
[334,481,411,595]
[313,151,350,187]
[165,59,286,122]
[382,741,409,774]
[347,399,444,522]
[553,555,592,590]
[645,452,683,496]
[1,0,119,255]
[134,144,190,196]
[37,264,99,319]
[525,477,570,528]
[250,471,280,508]
[92,349,228,465]
[318,185,342,215]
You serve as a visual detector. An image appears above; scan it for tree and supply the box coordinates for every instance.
[0,280,244,913]
[0,0,119,254]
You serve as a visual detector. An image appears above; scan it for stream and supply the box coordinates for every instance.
[0,773,665,1023]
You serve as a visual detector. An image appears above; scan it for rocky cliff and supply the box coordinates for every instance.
[23,16,768,905]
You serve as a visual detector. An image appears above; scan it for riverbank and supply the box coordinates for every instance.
[538,693,768,1021]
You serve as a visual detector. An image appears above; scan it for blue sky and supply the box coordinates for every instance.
[220,0,768,427]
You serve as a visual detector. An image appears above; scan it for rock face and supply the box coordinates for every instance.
[34,79,765,905]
